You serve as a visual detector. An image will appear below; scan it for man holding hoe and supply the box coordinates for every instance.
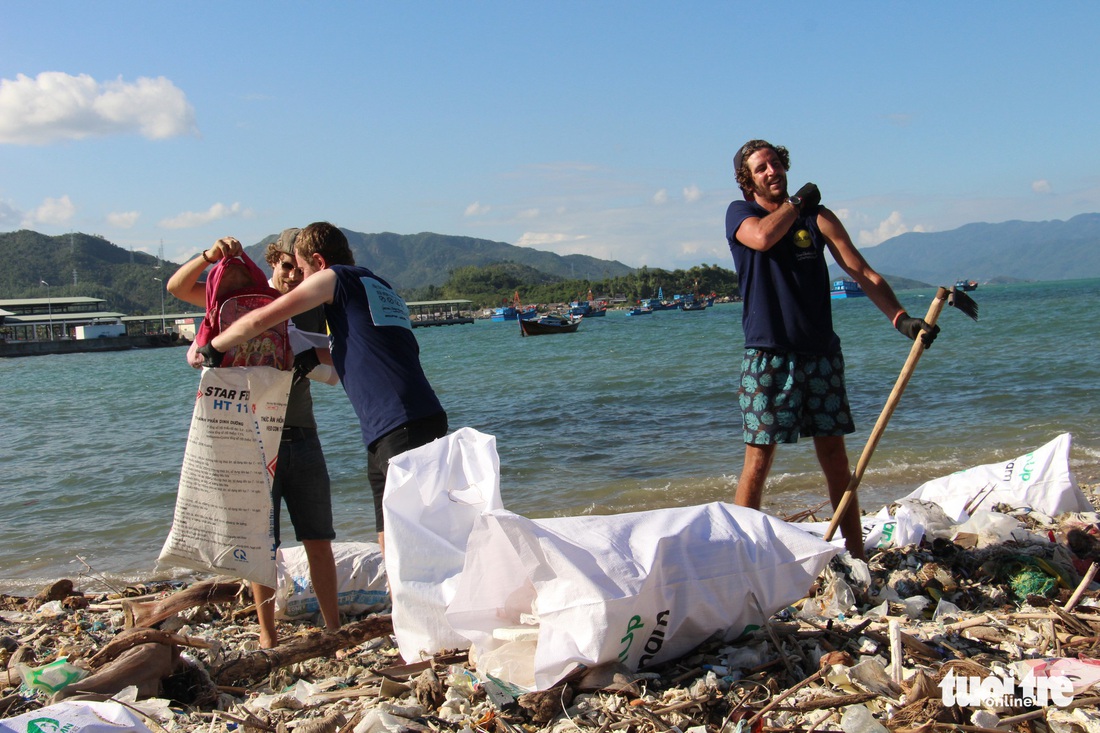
[725,139,938,558]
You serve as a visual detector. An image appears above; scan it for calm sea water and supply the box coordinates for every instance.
[2,278,1099,595]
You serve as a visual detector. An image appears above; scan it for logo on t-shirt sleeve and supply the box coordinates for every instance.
[360,277,412,330]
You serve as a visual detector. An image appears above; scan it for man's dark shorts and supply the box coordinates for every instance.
[273,426,335,545]
[738,348,855,444]
[367,412,449,532]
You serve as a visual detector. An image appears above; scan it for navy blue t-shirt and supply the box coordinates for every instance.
[725,200,839,355]
[324,265,445,448]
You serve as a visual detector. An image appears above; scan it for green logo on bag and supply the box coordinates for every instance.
[617,615,644,663]
[878,521,895,547]
[1018,452,1036,482]
[28,718,75,733]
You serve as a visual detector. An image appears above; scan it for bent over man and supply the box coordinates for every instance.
[198,222,448,555]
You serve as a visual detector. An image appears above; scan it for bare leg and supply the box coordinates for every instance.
[303,539,341,631]
[813,435,864,560]
[735,443,778,509]
[252,582,278,648]
[377,531,385,556]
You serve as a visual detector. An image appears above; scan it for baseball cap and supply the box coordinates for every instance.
[733,139,778,174]
[733,143,749,174]
[274,227,301,255]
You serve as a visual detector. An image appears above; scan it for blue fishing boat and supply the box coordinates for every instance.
[830,279,866,299]
[569,296,608,318]
[492,291,539,321]
[679,294,707,311]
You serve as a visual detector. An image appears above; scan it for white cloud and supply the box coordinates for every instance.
[23,195,75,226]
[0,199,21,226]
[0,72,197,145]
[158,202,243,229]
[857,210,925,246]
[516,232,574,246]
[517,208,540,219]
[107,211,140,228]
[1032,179,1051,193]
[682,185,702,203]
[515,232,590,254]
[465,201,490,216]
[652,189,669,205]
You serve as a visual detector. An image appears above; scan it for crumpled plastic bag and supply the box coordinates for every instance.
[16,657,88,696]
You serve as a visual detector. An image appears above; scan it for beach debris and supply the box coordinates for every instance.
[14,657,87,696]
[4,481,1100,731]
[211,614,394,684]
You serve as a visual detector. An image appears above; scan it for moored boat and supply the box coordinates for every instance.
[830,279,866,299]
[492,291,539,321]
[519,313,582,336]
[955,279,979,292]
[679,294,707,311]
[569,299,608,318]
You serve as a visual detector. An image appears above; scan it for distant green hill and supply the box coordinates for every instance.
[0,230,184,315]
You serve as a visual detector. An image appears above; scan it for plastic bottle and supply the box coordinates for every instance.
[840,705,889,733]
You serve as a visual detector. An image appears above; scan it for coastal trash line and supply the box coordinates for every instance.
[3,482,1100,731]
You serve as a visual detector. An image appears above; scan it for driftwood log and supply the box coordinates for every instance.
[87,627,210,669]
[55,643,179,702]
[212,614,394,684]
[123,578,242,628]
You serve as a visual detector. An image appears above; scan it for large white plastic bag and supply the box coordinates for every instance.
[0,699,152,732]
[446,502,839,691]
[904,433,1087,521]
[157,366,291,587]
[384,427,505,659]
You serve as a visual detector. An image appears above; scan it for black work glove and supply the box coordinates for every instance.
[196,342,226,367]
[895,313,940,348]
[292,348,321,384]
[794,182,821,214]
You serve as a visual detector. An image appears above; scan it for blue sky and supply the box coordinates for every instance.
[2,2,1098,271]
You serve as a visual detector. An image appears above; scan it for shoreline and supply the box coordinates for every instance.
[3,466,1098,598]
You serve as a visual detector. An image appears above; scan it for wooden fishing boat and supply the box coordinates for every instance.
[519,313,582,336]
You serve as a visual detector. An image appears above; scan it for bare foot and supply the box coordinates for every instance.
[259,631,278,649]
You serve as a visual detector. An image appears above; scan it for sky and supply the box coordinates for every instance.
[2,2,1099,272]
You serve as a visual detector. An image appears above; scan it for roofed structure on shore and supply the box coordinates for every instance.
[0,296,202,341]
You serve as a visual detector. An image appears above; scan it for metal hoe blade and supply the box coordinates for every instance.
[947,287,979,321]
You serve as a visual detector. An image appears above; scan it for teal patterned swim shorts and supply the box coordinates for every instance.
[738,348,855,444]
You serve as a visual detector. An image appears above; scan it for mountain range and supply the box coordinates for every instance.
[855,212,1100,285]
[248,230,635,290]
[2,214,1098,313]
